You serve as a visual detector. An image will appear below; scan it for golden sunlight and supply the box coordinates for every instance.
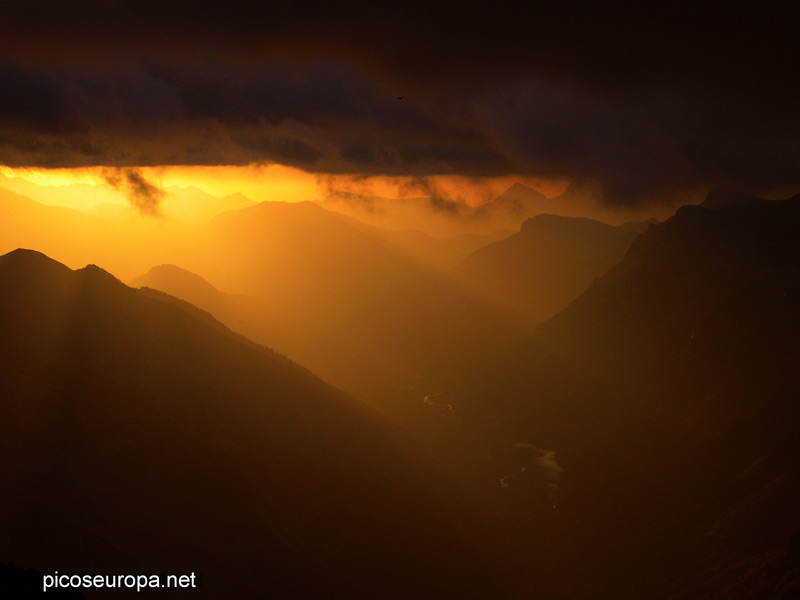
[0,163,570,219]
[0,164,322,214]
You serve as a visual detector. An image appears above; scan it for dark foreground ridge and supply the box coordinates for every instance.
[431,191,800,598]
[531,193,800,597]
[0,249,501,599]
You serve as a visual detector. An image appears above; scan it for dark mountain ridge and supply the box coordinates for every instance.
[0,248,504,599]
[539,194,800,396]
[430,191,800,598]
[191,200,528,407]
[454,213,647,326]
[528,194,800,598]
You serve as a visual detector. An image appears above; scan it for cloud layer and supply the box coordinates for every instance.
[1,2,798,204]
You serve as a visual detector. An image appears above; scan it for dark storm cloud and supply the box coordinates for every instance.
[3,2,795,92]
[236,135,323,167]
[1,1,799,203]
[103,168,164,215]
[396,177,470,214]
[0,66,84,133]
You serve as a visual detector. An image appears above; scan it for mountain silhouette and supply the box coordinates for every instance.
[523,193,800,597]
[319,182,620,236]
[132,264,229,315]
[0,189,523,412]
[539,192,800,394]
[0,249,504,599]
[472,182,611,228]
[181,200,525,405]
[373,226,513,270]
[455,213,649,326]
[161,186,253,221]
[0,185,195,280]
[470,182,591,231]
[0,187,92,264]
[5,183,799,598]
[424,190,800,598]
[474,183,549,220]
[131,264,287,361]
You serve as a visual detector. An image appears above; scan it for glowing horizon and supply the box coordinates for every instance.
[0,163,569,214]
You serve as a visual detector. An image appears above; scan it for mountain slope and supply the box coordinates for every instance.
[472,182,607,228]
[131,264,230,315]
[472,182,551,224]
[161,186,253,221]
[539,195,800,396]
[131,264,287,359]
[528,194,800,598]
[180,200,524,405]
[374,227,513,270]
[431,192,800,599]
[0,185,195,280]
[0,249,503,599]
[454,214,647,325]
[0,187,93,262]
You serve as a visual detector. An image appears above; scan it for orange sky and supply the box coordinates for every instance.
[0,164,569,214]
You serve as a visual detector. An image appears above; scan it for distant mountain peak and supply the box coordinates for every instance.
[499,182,548,201]
[0,250,128,294]
[505,182,542,195]
[220,191,253,204]
[1,247,56,262]
[244,199,323,215]
[133,264,220,296]
[474,183,550,222]
[520,213,616,235]
[77,263,124,285]
[455,213,640,326]
[0,248,499,598]
[0,248,71,275]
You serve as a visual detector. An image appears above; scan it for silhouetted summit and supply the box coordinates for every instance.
[194,199,523,403]
[530,194,800,598]
[0,249,500,599]
[133,263,220,297]
[0,247,71,280]
[541,195,800,374]
[131,263,232,320]
[434,194,800,599]
[474,182,549,221]
[455,214,644,325]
